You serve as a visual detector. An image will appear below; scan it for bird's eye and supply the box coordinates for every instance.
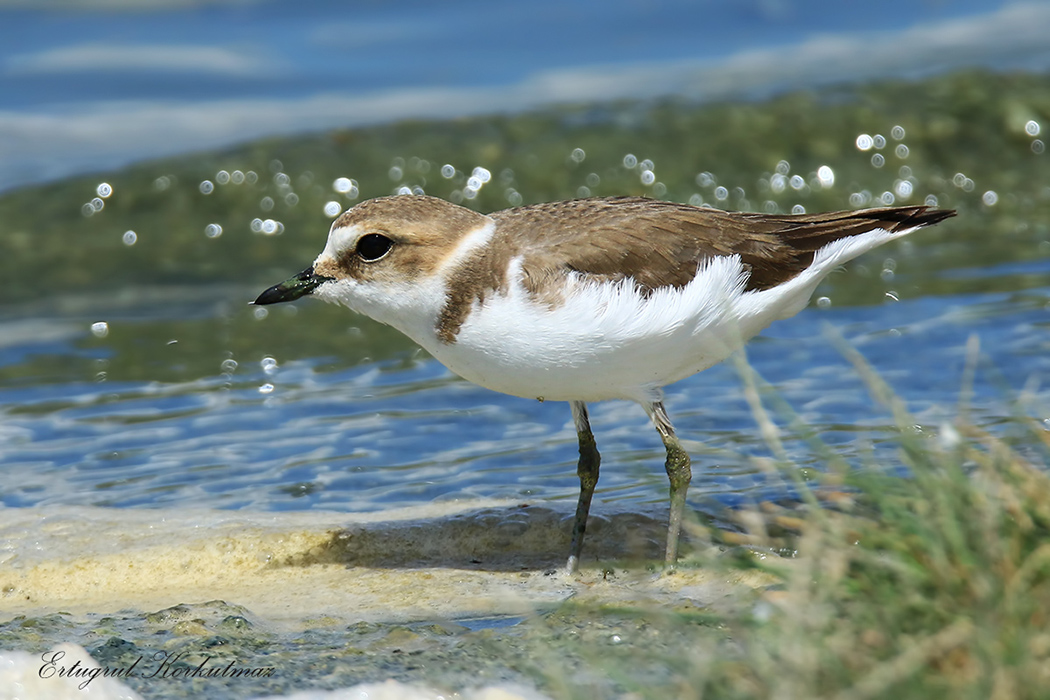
[356,233,393,262]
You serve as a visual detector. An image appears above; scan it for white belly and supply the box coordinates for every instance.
[419,256,782,403]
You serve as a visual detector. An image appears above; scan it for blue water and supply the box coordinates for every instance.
[2,266,1047,516]
[3,0,1048,190]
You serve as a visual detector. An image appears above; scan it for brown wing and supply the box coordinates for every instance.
[491,197,955,294]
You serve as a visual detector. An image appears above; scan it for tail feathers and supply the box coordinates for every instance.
[819,205,957,236]
[738,205,955,291]
[747,205,956,251]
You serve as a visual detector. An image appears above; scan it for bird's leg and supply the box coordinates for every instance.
[647,401,692,566]
[566,400,601,573]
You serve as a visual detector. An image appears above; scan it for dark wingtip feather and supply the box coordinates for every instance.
[857,205,957,231]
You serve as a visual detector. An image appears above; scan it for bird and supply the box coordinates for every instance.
[254,194,955,572]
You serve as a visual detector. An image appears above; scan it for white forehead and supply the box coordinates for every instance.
[316,223,361,264]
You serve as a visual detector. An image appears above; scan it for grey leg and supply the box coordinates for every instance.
[566,400,601,573]
[646,401,692,566]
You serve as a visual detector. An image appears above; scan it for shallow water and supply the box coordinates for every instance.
[2,278,1047,517]
[4,73,1050,520]
[0,503,762,699]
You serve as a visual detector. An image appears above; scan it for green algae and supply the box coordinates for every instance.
[1,69,1047,390]
[0,596,737,698]
[1,69,1047,308]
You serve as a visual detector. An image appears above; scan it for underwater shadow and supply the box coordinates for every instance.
[274,505,671,572]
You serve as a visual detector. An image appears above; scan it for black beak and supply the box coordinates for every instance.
[253,267,333,305]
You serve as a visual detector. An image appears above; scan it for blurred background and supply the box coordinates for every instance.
[4,0,1048,191]
[0,0,1047,525]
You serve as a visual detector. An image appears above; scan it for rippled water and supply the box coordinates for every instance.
[3,257,1047,518]
[3,72,1050,524]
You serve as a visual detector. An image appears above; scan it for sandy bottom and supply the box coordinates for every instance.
[0,502,773,699]
[1,502,764,623]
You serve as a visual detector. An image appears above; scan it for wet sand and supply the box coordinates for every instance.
[1,502,766,624]
[1,503,773,698]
